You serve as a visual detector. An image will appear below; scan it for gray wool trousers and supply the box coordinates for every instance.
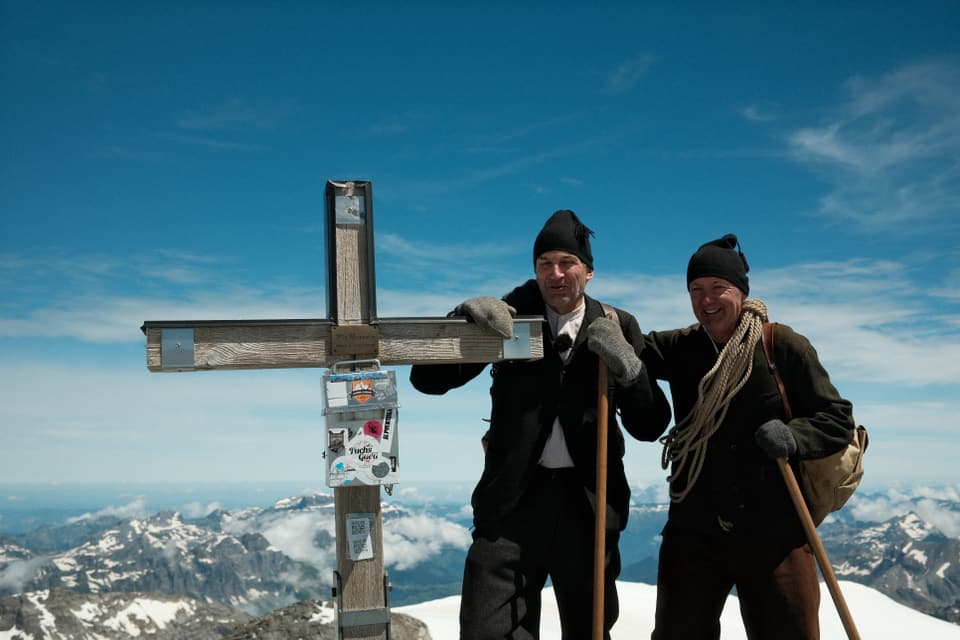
[459,466,621,640]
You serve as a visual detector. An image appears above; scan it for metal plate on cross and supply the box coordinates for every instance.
[322,367,398,414]
[331,324,379,357]
[322,362,401,488]
[334,192,366,224]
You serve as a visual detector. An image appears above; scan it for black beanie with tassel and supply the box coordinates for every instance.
[533,209,595,270]
[686,233,750,295]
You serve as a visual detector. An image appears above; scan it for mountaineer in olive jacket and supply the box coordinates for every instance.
[410,209,671,640]
[645,322,853,539]
[644,233,856,640]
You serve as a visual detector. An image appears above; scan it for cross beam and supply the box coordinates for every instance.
[141,180,542,639]
[141,316,543,372]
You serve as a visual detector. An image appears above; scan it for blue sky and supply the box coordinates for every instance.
[2,2,958,495]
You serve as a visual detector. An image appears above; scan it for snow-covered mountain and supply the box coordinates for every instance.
[2,509,323,615]
[820,511,960,622]
[2,582,954,639]
[0,589,431,639]
[1,489,958,631]
[0,588,251,639]
[0,493,470,615]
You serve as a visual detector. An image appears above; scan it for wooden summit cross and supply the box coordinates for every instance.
[141,180,543,640]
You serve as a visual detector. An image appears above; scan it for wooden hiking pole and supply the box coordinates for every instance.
[592,358,610,640]
[777,458,862,640]
[763,322,860,639]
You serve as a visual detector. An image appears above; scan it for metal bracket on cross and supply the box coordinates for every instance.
[333,569,392,640]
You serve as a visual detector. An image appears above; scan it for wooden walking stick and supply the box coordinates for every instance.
[592,357,609,640]
[777,458,862,640]
[763,323,861,640]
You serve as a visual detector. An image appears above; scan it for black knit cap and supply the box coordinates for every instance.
[686,233,750,294]
[533,209,595,270]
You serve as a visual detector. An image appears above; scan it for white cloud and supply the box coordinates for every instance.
[218,506,470,575]
[630,482,671,505]
[604,54,655,95]
[376,233,517,264]
[738,104,778,123]
[224,510,337,577]
[176,97,299,132]
[0,250,326,343]
[0,360,327,483]
[0,557,49,592]
[375,233,525,296]
[178,501,224,519]
[849,486,960,537]
[383,514,471,571]
[911,485,960,502]
[0,236,956,488]
[67,498,149,523]
[787,60,960,232]
[594,261,960,388]
[465,114,581,148]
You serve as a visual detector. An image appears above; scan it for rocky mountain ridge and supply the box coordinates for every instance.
[822,511,960,622]
[0,588,431,639]
[1,491,957,630]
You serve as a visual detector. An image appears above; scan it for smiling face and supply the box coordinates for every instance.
[535,250,593,314]
[689,276,746,343]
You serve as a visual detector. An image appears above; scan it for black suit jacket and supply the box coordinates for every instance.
[410,279,671,531]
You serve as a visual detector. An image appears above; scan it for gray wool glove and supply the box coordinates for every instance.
[586,316,643,384]
[755,419,798,459]
[452,297,516,339]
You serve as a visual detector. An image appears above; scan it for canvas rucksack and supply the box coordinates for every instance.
[761,322,869,526]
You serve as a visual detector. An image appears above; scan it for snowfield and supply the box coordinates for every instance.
[396,580,960,639]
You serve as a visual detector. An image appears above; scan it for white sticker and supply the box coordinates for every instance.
[346,513,374,561]
[325,380,349,407]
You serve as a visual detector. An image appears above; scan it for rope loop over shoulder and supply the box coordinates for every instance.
[660,299,768,502]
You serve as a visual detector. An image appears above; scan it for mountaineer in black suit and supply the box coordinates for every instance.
[410,209,671,639]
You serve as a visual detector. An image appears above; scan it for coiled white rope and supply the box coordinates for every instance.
[659,298,769,502]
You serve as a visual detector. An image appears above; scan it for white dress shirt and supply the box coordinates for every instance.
[538,302,585,468]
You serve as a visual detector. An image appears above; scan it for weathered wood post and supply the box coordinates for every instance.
[141,179,544,639]
[324,180,391,640]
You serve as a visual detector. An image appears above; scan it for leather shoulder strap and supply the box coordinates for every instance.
[762,322,793,419]
[599,302,619,323]
[598,302,621,398]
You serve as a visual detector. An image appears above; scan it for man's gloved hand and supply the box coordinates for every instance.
[451,297,516,339]
[754,419,798,459]
[586,317,642,384]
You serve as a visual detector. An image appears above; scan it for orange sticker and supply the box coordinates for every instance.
[350,379,375,404]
